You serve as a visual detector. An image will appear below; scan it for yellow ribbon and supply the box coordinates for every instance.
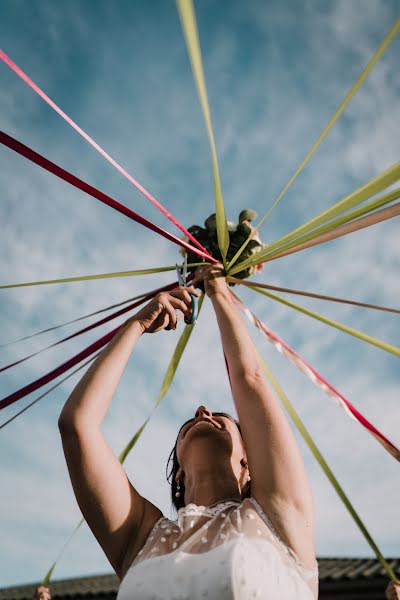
[227,17,400,271]
[0,263,206,289]
[229,161,400,275]
[249,285,400,358]
[176,0,229,264]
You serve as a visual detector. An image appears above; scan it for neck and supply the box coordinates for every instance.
[182,471,243,507]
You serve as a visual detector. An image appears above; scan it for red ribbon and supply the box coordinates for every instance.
[0,131,216,263]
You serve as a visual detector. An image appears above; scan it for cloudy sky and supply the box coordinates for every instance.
[0,0,399,589]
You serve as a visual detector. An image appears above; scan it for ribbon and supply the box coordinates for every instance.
[248,285,400,358]
[0,287,164,349]
[257,353,397,581]
[227,16,400,270]
[0,280,182,410]
[0,351,101,431]
[0,50,213,259]
[257,187,400,264]
[230,291,400,462]
[0,131,216,263]
[0,263,205,290]
[229,161,400,275]
[176,0,229,263]
[0,282,181,374]
[226,277,400,315]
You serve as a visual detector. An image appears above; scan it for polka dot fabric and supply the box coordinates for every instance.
[117,497,318,600]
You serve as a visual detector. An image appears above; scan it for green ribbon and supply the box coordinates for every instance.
[256,350,397,582]
[0,263,206,290]
[229,162,400,275]
[176,0,229,264]
[248,285,400,358]
[227,17,400,272]
[249,187,400,267]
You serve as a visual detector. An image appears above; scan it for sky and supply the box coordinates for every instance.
[0,0,399,589]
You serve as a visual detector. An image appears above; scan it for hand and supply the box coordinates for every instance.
[132,287,201,333]
[386,581,400,600]
[192,263,228,298]
[33,587,51,600]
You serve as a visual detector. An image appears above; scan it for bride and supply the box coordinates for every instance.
[58,264,320,599]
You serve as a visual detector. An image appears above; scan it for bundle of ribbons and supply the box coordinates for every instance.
[181,208,266,280]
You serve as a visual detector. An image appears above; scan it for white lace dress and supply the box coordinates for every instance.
[117,496,318,600]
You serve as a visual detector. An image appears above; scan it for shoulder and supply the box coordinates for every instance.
[120,497,164,580]
[244,495,317,574]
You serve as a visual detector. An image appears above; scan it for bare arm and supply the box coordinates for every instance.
[193,265,316,568]
[58,287,199,577]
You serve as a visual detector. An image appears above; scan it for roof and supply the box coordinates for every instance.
[1,558,399,599]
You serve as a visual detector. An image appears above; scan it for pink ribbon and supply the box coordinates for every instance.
[231,292,400,462]
[0,49,213,259]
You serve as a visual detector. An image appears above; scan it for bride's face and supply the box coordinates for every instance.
[175,406,245,467]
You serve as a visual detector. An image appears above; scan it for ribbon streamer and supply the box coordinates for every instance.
[0,284,181,373]
[0,50,213,258]
[0,131,216,263]
[230,291,400,461]
[0,288,163,349]
[0,263,205,290]
[248,285,400,357]
[257,353,397,581]
[227,17,400,271]
[0,352,101,431]
[229,161,400,275]
[227,277,400,315]
[0,279,185,410]
[254,202,400,267]
[256,187,400,264]
[176,0,229,263]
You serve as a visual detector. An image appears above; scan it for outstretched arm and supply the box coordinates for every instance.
[193,265,316,570]
[58,286,199,577]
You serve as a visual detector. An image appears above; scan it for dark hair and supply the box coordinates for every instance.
[166,417,252,513]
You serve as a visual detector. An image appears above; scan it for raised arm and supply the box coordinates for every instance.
[193,265,316,570]
[58,286,199,577]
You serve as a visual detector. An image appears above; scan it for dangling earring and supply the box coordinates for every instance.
[175,480,181,498]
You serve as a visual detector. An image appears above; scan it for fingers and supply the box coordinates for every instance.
[193,263,224,286]
[170,286,198,306]
[163,298,179,330]
[156,287,201,331]
[170,286,201,299]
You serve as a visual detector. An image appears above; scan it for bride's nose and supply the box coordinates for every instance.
[195,405,212,419]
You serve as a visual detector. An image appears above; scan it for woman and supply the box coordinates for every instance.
[59,264,319,599]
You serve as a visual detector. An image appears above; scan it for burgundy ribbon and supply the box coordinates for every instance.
[0,281,180,411]
[0,131,216,263]
[0,282,179,374]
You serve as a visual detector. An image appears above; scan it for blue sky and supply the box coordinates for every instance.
[0,0,399,588]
